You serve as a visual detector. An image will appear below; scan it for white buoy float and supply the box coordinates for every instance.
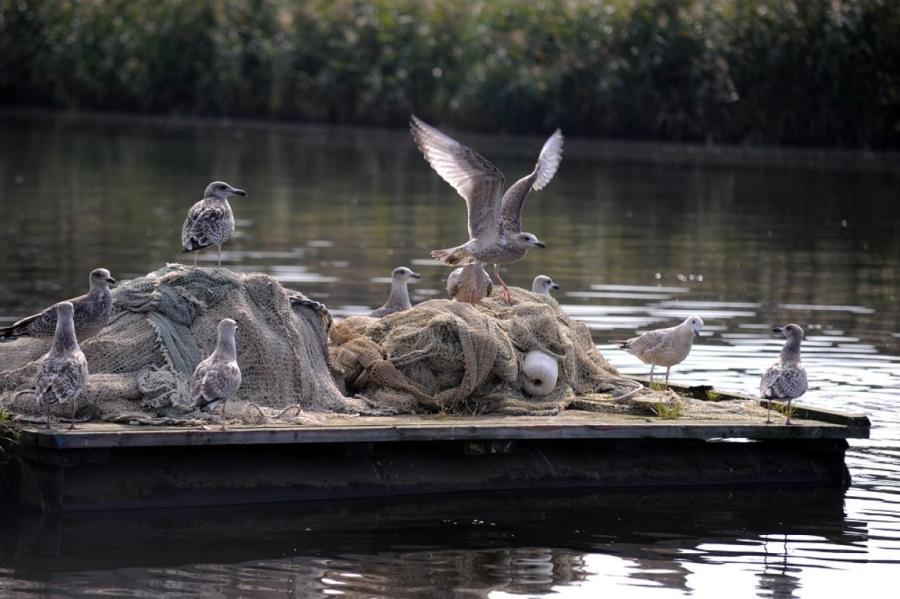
[522,350,559,396]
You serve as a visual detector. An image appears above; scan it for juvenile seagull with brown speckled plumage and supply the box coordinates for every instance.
[0,268,116,341]
[760,324,808,425]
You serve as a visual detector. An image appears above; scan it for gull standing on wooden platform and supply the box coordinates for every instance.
[532,274,560,296]
[35,302,89,429]
[410,115,563,303]
[181,181,247,266]
[0,268,116,341]
[760,324,808,425]
[192,318,242,430]
[371,266,421,317]
[612,315,704,387]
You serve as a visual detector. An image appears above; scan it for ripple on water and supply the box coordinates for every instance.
[1,116,899,598]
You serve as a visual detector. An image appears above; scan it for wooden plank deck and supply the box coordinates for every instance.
[17,407,870,451]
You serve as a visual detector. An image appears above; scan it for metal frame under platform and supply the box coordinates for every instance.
[2,394,870,512]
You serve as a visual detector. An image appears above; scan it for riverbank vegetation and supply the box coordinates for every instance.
[1,0,898,148]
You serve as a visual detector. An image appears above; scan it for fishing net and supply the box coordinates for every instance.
[329,287,629,415]
[0,264,361,424]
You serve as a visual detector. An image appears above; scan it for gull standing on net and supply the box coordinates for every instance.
[612,316,704,387]
[410,115,563,303]
[1,268,116,341]
[532,274,560,296]
[181,181,247,266]
[35,302,89,429]
[760,324,808,425]
[371,266,421,317]
[446,263,493,304]
[192,318,242,430]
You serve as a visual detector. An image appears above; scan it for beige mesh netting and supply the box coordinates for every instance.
[329,287,628,415]
[0,264,362,424]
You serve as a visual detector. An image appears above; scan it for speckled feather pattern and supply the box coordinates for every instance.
[760,361,808,399]
[181,198,235,252]
[191,356,241,407]
[36,349,88,408]
[35,304,89,411]
[191,320,242,408]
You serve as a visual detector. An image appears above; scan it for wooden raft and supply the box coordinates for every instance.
[2,385,870,512]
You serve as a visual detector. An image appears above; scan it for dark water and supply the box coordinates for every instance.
[1,112,899,597]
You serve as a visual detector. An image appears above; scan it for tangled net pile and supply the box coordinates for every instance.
[330,287,629,416]
[0,265,360,424]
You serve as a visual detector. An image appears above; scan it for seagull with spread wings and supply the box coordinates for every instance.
[409,116,563,303]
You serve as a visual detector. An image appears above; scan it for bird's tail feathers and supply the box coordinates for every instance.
[431,247,470,266]
[0,325,22,340]
[198,397,223,410]
[182,241,206,253]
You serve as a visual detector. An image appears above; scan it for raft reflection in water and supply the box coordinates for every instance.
[0,487,862,598]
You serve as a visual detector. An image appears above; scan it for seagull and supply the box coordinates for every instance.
[447,263,493,304]
[192,318,242,430]
[1,268,116,341]
[612,316,704,387]
[371,266,421,317]
[409,115,563,303]
[532,275,560,296]
[181,181,247,266]
[760,324,808,425]
[35,302,89,429]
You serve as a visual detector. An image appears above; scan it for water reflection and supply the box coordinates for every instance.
[0,112,899,597]
[0,488,862,598]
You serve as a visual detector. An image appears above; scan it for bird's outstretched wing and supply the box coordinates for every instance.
[500,129,563,232]
[181,201,232,252]
[410,115,505,242]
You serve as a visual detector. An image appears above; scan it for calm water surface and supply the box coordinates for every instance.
[1,113,898,598]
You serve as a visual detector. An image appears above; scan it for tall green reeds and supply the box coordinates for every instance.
[1,0,897,148]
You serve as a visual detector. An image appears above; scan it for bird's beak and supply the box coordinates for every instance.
[551,283,560,290]
[534,241,546,248]
[694,329,701,338]
[106,276,117,286]
[772,327,783,334]
[230,187,247,197]
[411,272,422,279]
